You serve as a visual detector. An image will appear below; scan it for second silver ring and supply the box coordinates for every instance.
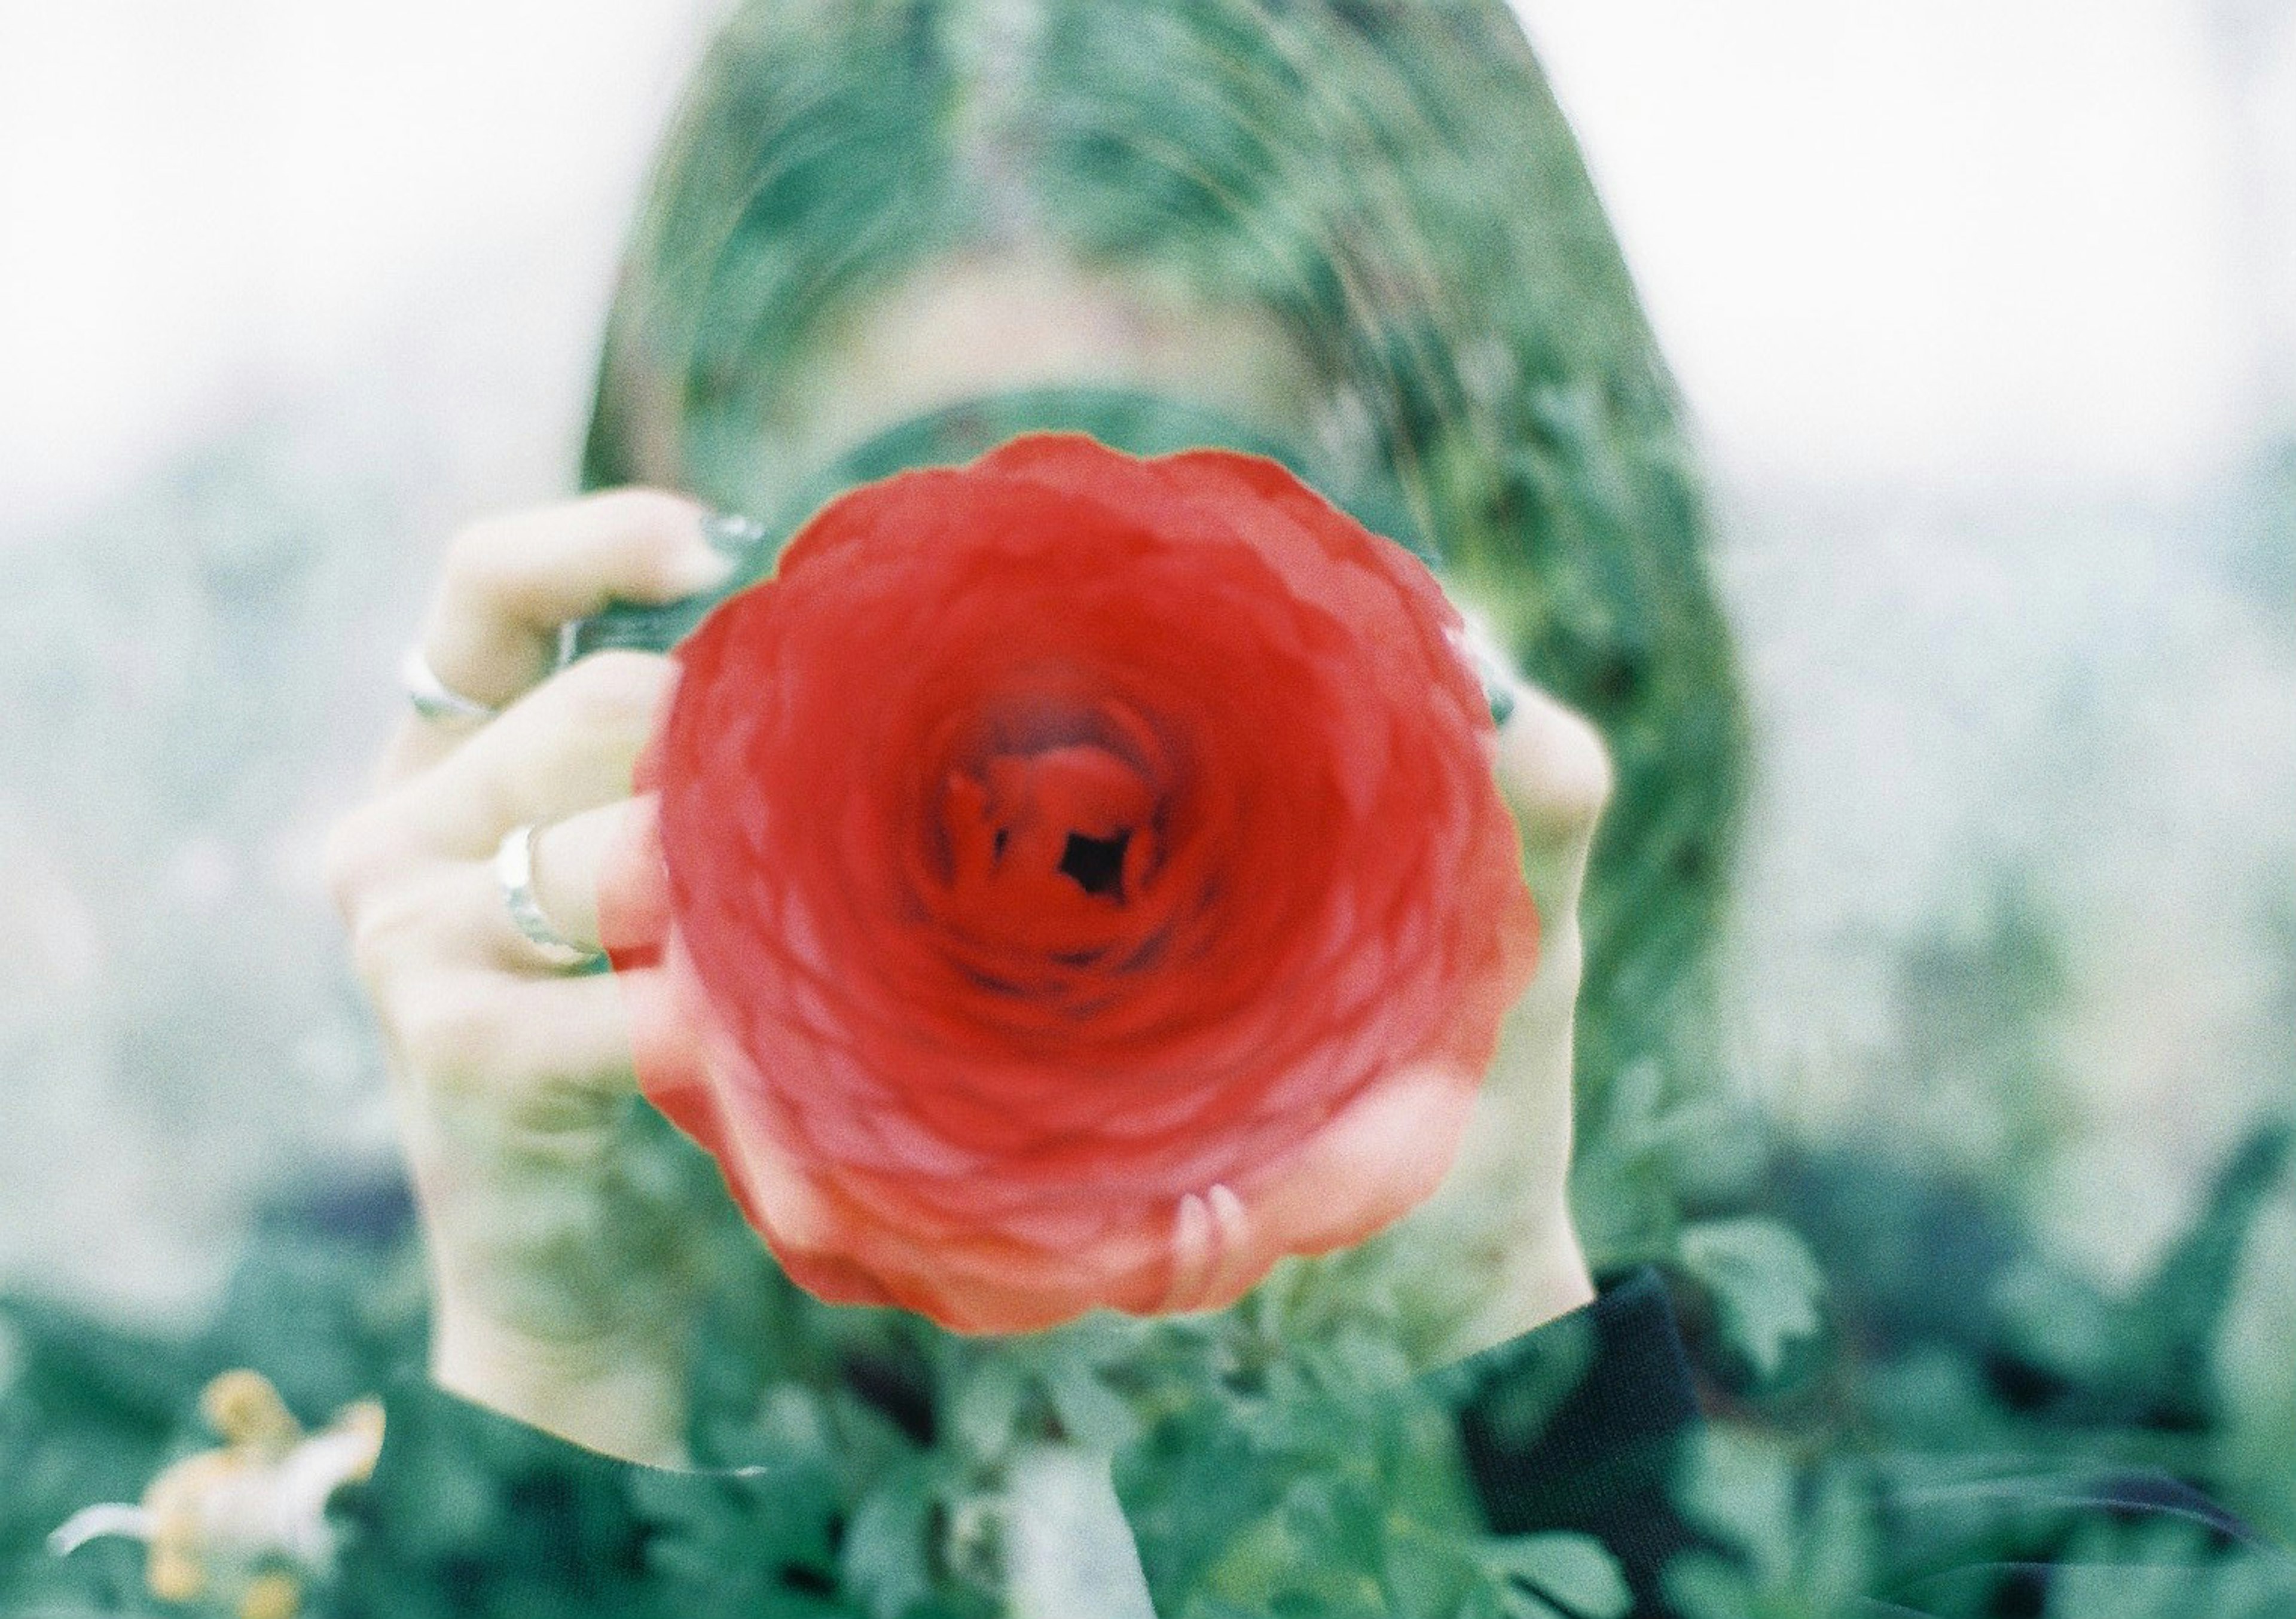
[494,823,606,970]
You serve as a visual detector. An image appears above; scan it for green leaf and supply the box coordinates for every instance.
[1498,1588,1570,1619]
[1675,1217,1825,1381]
[1797,1467,1876,1608]
[1379,1519,1481,1619]
[1669,1429,1800,1587]
[1483,1533,1631,1619]
[1179,1600,1269,1619]
[1659,1553,1758,1619]
[1278,1473,1385,1574]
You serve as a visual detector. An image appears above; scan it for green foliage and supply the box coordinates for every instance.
[1481,1534,1631,1619]
[1569,1059,1767,1269]
[1112,1303,1629,1619]
[1660,1430,1879,1619]
[1663,1427,2296,1619]
[1565,1057,1826,1391]
[2042,1517,2296,1619]
[1672,1219,1825,1388]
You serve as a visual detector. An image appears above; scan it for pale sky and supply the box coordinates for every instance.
[0,0,2287,530]
[1518,0,2275,487]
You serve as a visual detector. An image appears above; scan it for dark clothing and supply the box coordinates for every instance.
[1450,1266,1705,1603]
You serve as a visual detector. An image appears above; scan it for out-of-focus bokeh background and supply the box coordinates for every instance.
[2,0,2291,1565]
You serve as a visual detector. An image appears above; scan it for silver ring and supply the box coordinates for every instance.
[494,824,605,970]
[401,645,500,725]
[700,511,767,556]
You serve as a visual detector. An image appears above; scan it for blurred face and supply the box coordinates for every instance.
[762,239,1319,500]
[676,235,1593,1352]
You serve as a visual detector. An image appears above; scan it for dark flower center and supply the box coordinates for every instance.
[1058,830,1130,899]
[939,740,1160,940]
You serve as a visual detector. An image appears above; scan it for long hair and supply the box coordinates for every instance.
[584,0,1745,1151]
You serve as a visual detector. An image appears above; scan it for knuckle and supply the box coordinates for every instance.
[441,518,516,599]
[396,980,508,1080]
[343,881,434,986]
[345,914,397,988]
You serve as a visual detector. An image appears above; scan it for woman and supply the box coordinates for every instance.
[311,3,2282,1617]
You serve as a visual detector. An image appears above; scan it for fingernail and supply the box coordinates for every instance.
[664,513,755,597]
[1445,615,1521,727]
[700,511,767,558]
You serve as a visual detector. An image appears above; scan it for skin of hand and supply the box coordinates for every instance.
[1150,637,1607,1363]
[326,491,733,1467]
[1373,668,1609,1361]
[326,490,1607,1466]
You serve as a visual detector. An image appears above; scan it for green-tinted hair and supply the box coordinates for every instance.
[582,0,1746,1114]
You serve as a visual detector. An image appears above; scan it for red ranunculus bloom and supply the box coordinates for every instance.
[600,433,1537,1333]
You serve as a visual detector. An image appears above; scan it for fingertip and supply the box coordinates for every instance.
[1493,688,1613,832]
[661,531,741,600]
[600,494,741,603]
[553,488,734,608]
[1160,1192,1214,1313]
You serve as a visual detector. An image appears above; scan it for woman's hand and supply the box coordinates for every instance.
[1236,652,1611,1366]
[325,491,732,1466]
[1416,663,1611,1355]
[328,485,1604,1464]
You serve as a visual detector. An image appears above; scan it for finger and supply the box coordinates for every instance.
[1491,682,1611,921]
[1158,1184,1253,1315]
[425,490,730,707]
[518,799,642,964]
[398,650,674,859]
[405,801,649,973]
[383,491,734,781]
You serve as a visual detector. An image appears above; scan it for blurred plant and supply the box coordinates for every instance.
[48,1367,382,1619]
[1662,1425,2296,1619]
[1,1187,421,1616]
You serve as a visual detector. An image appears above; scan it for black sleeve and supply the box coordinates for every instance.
[1430,1266,1708,1618]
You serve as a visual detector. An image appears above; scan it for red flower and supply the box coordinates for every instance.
[601,433,1537,1333]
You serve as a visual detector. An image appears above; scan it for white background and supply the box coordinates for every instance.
[5,0,2290,523]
